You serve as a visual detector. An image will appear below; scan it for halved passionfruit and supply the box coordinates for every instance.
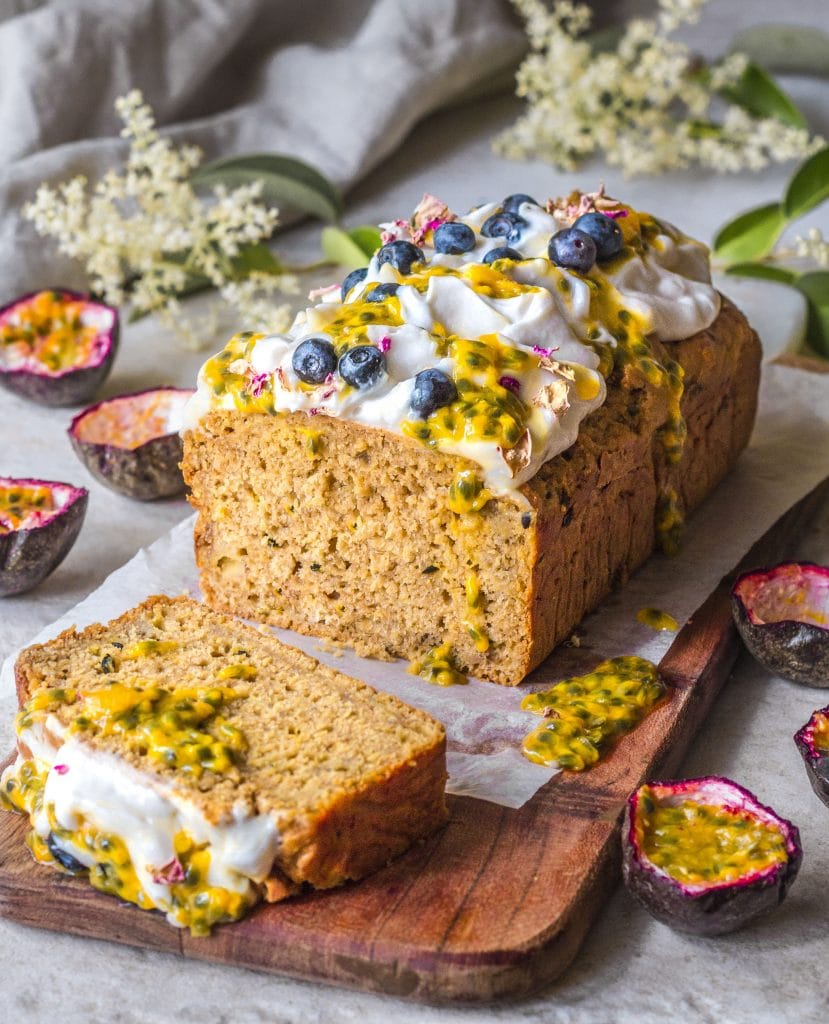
[794,706,829,808]
[0,289,118,406]
[622,777,801,936]
[731,562,829,686]
[68,388,194,500]
[0,477,88,595]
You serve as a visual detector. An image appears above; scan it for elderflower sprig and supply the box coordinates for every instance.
[24,90,300,347]
[496,0,821,178]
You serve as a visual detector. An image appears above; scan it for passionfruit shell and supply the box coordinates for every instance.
[622,777,801,936]
[731,562,829,686]
[0,289,119,406]
[0,476,88,596]
[68,387,194,500]
[794,706,829,808]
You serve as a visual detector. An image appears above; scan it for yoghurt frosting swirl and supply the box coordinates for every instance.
[185,189,720,498]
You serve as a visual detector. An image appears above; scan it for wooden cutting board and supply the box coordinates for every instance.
[1,478,826,1004]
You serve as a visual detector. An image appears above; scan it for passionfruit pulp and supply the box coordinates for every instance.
[622,777,801,936]
[795,706,829,808]
[69,388,194,500]
[731,562,829,686]
[0,289,118,406]
[0,476,88,595]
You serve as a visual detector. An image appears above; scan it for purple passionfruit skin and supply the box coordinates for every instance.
[68,387,194,501]
[0,476,88,596]
[794,707,829,808]
[622,777,801,936]
[0,289,119,406]
[731,562,829,687]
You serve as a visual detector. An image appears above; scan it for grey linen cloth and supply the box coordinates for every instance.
[0,0,525,298]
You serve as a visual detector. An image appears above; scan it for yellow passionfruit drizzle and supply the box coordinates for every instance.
[15,681,248,778]
[0,291,98,372]
[636,607,680,632]
[1,755,251,935]
[5,680,254,934]
[636,788,788,885]
[521,656,665,770]
[408,642,468,686]
[0,483,55,534]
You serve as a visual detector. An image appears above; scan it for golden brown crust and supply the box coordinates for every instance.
[182,297,761,685]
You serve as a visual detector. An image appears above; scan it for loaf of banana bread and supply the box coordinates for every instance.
[3,595,447,932]
[182,191,761,686]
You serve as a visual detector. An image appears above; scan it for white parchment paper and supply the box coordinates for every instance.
[3,358,828,808]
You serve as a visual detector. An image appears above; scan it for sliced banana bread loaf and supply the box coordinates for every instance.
[3,595,447,934]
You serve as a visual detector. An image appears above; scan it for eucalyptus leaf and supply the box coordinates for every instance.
[795,271,829,357]
[192,154,343,222]
[719,62,807,129]
[723,262,798,285]
[348,226,383,259]
[713,202,786,263]
[321,226,373,270]
[730,25,829,77]
[783,146,829,219]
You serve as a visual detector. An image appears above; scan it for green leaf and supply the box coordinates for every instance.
[321,226,378,269]
[720,62,807,129]
[794,271,829,357]
[723,262,798,285]
[192,154,343,222]
[347,226,382,259]
[730,25,829,77]
[231,242,284,277]
[783,146,829,220]
[713,202,786,263]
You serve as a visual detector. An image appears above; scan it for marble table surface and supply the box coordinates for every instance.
[2,24,829,1023]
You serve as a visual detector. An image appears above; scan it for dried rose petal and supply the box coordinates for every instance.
[532,344,559,359]
[248,372,270,398]
[53,764,69,775]
[151,857,186,885]
[499,375,520,394]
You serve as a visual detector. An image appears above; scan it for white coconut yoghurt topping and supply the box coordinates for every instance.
[185,188,720,499]
[1,708,280,934]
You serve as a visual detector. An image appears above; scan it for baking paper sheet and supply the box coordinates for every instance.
[3,294,829,808]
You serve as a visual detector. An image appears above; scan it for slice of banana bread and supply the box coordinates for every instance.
[182,297,760,686]
[3,595,447,934]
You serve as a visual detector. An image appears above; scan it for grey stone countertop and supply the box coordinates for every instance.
[2,59,829,1024]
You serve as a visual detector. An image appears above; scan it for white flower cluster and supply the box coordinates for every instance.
[795,228,829,267]
[495,0,820,177]
[24,90,296,347]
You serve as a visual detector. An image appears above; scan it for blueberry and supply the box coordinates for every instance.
[547,228,597,273]
[364,282,400,302]
[410,368,458,418]
[292,337,338,384]
[376,240,424,275]
[433,222,476,255]
[502,193,539,213]
[481,212,525,243]
[341,267,367,302]
[47,832,86,874]
[483,246,523,264]
[572,212,624,261]
[339,345,385,389]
